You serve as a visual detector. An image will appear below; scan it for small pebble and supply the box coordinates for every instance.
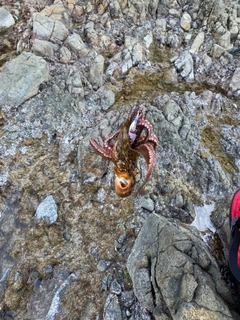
[140,197,155,212]
[97,260,111,272]
[35,195,58,225]
[110,279,121,295]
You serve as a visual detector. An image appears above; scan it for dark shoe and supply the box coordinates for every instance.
[229,190,240,284]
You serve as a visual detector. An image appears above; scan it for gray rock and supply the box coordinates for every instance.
[0,170,8,186]
[65,33,87,56]
[230,24,238,38]
[89,55,105,90]
[121,290,135,308]
[95,187,107,202]
[189,31,205,54]
[0,52,49,107]
[132,42,143,65]
[33,13,69,42]
[211,44,226,58]
[180,12,192,31]
[35,195,58,225]
[106,41,144,76]
[103,294,122,320]
[0,8,15,32]
[32,13,54,39]
[140,197,155,212]
[122,49,133,74]
[218,31,231,49]
[127,213,233,320]
[175,52,194,81]
[228,67,240,98]
[85,21,98,45]
[97,260,111,272]
[92,86,115,111]
[32,39,56,57]
[143,33,153,49]
[110,279,121,295]
[106,52,122,76]
[169,8,181,18]
[45,273,78,320]
[0,268,10,284]
[65,67,84,97]
[59,46,71,63]
[148,0,158,17]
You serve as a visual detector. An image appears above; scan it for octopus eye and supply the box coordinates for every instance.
[119,178,128,188]
[114,170,135,197]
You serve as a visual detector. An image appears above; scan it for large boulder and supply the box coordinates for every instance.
[0,52,49,107]
[127,213,234,320]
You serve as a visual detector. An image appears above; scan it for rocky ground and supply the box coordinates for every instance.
[1,0,240,319]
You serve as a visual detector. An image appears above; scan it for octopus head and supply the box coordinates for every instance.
[114,168,135,197]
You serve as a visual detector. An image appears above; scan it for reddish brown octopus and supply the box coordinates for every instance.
[90,105,159,197]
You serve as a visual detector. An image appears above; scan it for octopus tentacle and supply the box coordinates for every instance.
[89,104,158,197]
[147,134,159,150]
[103,129,121,149]
[134,143,156,194]
[128,105,144,123]
[90,138,112,159]
[137,119,153,135]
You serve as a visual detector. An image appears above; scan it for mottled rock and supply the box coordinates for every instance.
[106,41,143,76]
[45,273,78,320]
[175,52,194,81]
[106,52,121,76]
[132,42,143,65]
[156,18,167,32]
[97,260,111,272]
[143,33,153,49]
[211,44,226,58]
[32,39,56,57]
[169,8,181,18]
[66,67,84,97]
[189,31,205,54]
[64,33,87,56]
[163,67,178,84]
[91,86,115,111]
[0,8,15,32]
[40,0,71,28]
[230,25,238,38]
[228,67,240,98]
[33,13,69,42]
[148,0,158,17]
[181,12,192,31]
[59,46,71,63]
[84,21,98,45]
[0,52,49,107]
[140,197,155,212]
[122,49,133,73]
[103,294,122,320]
[218,31,231,49]
[110,279,121,295]
[89,55,105,90]
[127,213,233,320]
[35,195,58,225]
[95,187,107,202]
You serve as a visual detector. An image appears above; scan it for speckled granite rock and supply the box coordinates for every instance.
[0,52,49,107]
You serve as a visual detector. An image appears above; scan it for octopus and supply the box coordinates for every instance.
[90,105,159,197]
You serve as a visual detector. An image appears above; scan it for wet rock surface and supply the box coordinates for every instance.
[0,0,240,319]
